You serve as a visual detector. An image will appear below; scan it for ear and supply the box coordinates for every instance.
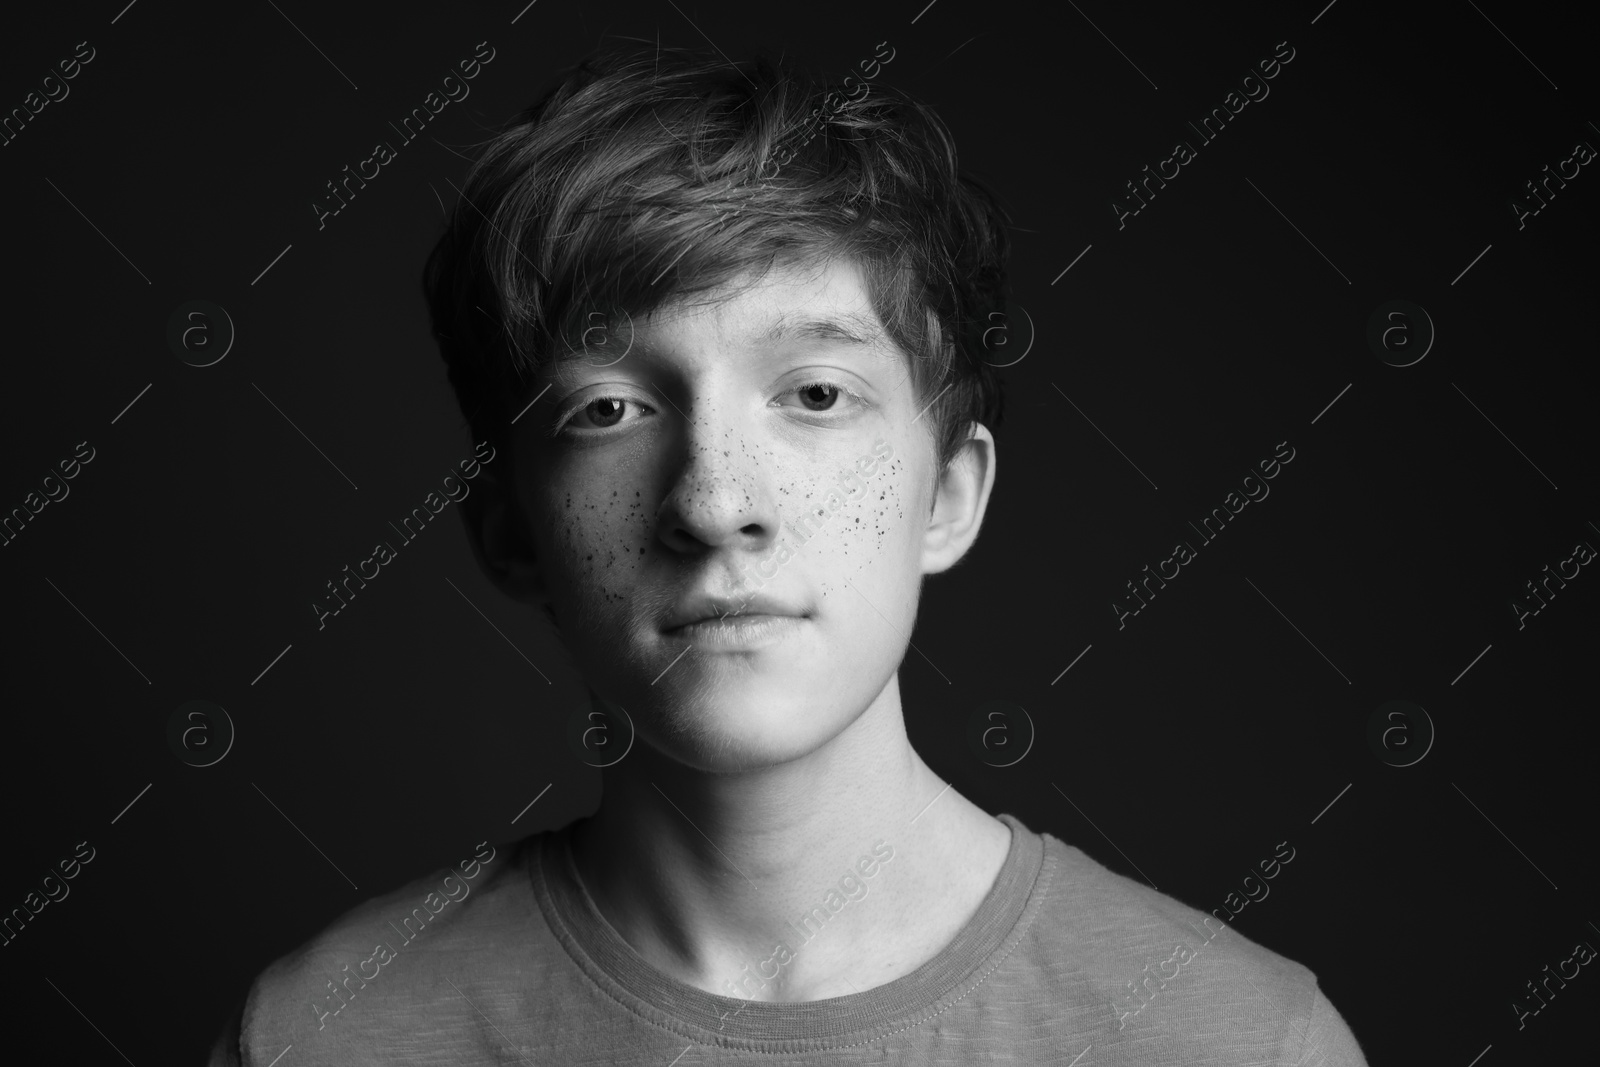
[458,458,547,605]
[920,422,996,575]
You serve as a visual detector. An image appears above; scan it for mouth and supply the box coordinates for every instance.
[661,592,811,651]
[661,612,808,650]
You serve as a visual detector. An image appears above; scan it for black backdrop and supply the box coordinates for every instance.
[2,0,1595,1062]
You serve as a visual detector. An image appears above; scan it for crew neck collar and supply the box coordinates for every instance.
[530,812,1053,1049]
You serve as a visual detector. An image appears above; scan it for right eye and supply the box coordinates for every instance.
[557,396,653,434]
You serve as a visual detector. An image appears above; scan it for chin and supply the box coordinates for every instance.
[632,684,861,773]
[566,616,880,771]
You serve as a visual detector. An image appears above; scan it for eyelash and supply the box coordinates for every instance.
[551,378,869,436]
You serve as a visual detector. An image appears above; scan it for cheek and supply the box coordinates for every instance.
[799,451,920,597]
[534,476,654,615]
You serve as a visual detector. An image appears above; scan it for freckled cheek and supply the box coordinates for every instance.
[870,463,923,571]
[535,491,649,610]
[820,463,915,570]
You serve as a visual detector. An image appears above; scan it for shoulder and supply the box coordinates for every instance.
[1004,823,1367,1064]
[1027,829,1304,989]
[209,836,546,1067]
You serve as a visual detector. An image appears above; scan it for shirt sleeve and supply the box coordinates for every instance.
[1291,985,1369,1066]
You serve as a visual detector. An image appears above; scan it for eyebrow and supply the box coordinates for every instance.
[553,310,902,366]
[753,311,890,351]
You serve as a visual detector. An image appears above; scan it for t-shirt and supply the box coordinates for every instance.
[208,813,1369,1065]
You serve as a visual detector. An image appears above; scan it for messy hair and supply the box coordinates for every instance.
[423,43,1009,478]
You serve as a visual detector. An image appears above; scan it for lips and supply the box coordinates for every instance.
[661,590,809,632]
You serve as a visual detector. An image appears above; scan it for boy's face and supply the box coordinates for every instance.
[491,257,992,772]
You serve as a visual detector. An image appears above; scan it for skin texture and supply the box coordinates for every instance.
[465,255,1012,1001]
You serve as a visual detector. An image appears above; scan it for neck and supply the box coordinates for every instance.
[568,675,1009,1002]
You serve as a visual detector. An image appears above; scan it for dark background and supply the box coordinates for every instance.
[2,0,1595,1062]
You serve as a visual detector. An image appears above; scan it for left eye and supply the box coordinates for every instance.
[785,380,858,413]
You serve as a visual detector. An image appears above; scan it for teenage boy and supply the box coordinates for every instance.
[210,46,1368,1065]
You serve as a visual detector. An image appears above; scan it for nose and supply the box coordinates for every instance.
[654,406,780,557]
